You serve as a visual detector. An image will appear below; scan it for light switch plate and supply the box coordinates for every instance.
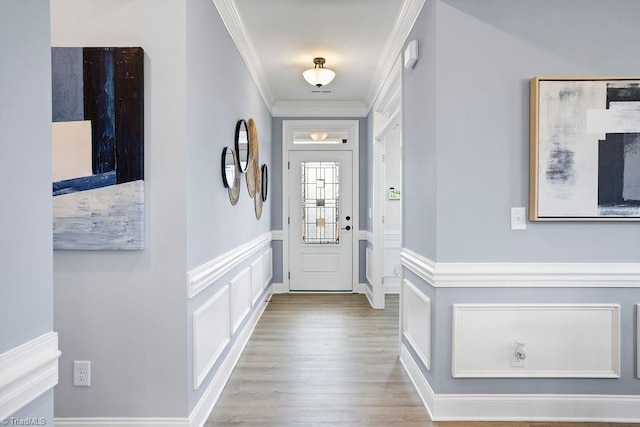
[511,207,526,230]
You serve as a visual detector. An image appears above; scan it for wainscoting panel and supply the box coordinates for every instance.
[452,304,620,378]
[0,332,61,421]
[230,267,252,334]
[638,304,640,379]
[402,279,431,370]
[263,248,273,290]
[366,247,373,286]
[250,257,263,307]
[193,286,230,390]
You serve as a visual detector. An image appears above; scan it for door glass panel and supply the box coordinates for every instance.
[301,161,340,244]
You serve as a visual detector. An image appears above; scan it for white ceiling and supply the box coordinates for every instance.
[214,0,424,116]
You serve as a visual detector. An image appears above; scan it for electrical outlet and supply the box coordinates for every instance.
[73,360,91,386]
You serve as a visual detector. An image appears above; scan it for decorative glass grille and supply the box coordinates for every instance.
[301,161,340,244]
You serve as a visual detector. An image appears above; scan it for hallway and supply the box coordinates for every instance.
[206,294,430,425]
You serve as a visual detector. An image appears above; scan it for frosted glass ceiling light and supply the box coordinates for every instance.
[303,57,336,87]
[309,132,328,141]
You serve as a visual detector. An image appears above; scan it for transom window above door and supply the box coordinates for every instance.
[293,131,348,145]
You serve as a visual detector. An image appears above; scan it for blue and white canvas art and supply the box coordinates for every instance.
[52,47,145,249]
[532,77,640,220]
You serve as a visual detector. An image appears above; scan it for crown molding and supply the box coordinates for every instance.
[212,0,274,111]
[365,0,426,110]
[271,100,368,118]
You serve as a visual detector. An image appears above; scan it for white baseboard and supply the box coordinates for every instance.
[188,286,273,427]
[0,332,61,421]
[54,419,189,426]
[272,283,285,294]
[400,343,640,422]
[383,277,400,294]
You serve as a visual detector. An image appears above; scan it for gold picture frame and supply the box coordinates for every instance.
[529,76,640,221]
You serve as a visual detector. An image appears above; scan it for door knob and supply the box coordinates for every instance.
[341,225,351,231]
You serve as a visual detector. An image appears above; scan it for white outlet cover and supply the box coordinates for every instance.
[73,360,91,386]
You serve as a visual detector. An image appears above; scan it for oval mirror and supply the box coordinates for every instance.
[221,146,236,188]
[235,119,250,172]
[261,164,268,202]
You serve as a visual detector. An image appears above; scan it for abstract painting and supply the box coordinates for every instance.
[52,47,144,249]
[530,76,640,221]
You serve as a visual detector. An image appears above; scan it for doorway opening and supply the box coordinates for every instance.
[282,120,359,293]
[370,58,403,309]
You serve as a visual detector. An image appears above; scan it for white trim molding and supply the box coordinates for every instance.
[211,0,274,111]
[271,230,283,241]
[187,232,271,298]
[189,287,273,427]
[400,344,640,423]
[637,304,640,379]
[272,100,367,118]
[365,0,427,109]
[55,419,189,427]
[0,332,61,421]
[401,248,640,288]
[452,304,620,378]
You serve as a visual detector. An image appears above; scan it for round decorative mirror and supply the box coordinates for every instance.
[261,164,268,202]
[235,119,250,172]
[221,146,236,188]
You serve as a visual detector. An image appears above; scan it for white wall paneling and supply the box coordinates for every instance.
[637,304,640,379]
[188,287,273,427]
[384,231,401,293]
[192,286,230,390]
[263,248,273,289]
[402,280,431,370]
[250,257,263,307]
[401,343,640,422]
[0,332,61,421]
[452,304,620,378]
[187,232,272,298]
[230,267,252,334]
[366,247,373,286]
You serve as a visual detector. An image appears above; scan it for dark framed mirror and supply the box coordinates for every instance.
[235,119,250,172]
[221,146,236,188]
[261,164,268,202]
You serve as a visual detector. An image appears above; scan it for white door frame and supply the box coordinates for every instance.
[282,120,360,293]
[371,57,403,309]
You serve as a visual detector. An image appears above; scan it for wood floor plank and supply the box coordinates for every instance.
[205,293,635,426]
[206,293,431,425]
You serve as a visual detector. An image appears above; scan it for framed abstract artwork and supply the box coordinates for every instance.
[52,47,145,249]
[530,76,640,221]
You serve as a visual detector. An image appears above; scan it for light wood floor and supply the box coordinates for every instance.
[205,293,638,426]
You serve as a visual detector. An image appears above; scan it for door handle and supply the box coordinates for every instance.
[341,225,351,231]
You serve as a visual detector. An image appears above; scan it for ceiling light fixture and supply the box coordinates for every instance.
[309,132,328,141]
[302,57,335,88]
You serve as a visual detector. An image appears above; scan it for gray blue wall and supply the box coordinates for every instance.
[52,0,189,418]
[186,0,272,412]
[402,0,640,396]
[0,1,54,423]
[186,0,272,271]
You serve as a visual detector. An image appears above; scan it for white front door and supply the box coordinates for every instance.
[289,150,353,291]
